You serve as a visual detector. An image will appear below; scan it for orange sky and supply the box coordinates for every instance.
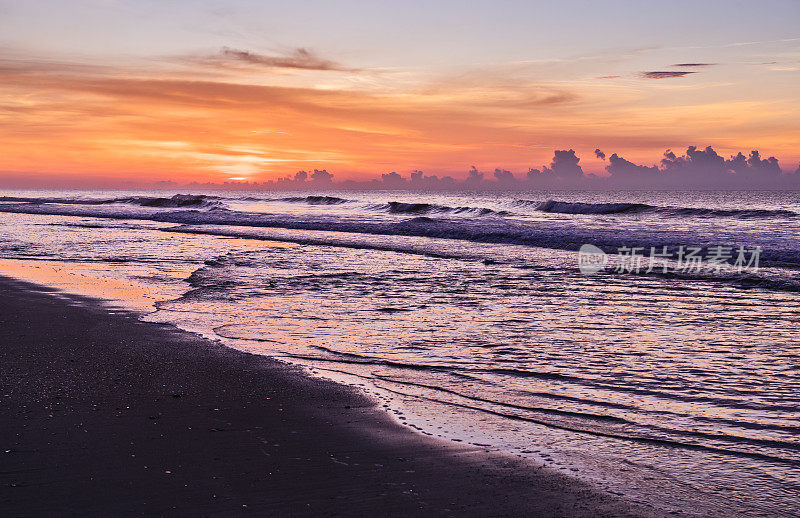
[1,1,799,185]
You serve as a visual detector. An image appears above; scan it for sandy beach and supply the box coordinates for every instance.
[0,276,659,516]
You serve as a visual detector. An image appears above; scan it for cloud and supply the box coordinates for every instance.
[654,146,785,187]
[272,147,795,189]
[380,171,406,187]
[205,47,358,72]
[545,149,584,178]
[606,153,660,183]
[640,71,697,79]
[3,146,798,190]
[659,146,729,185]
[1,47,797,187]
[670,63,717,67]
[463,166,485,186]
[594,148,606,160]
[0,50,599,184]
[406,170,456,189]
[493,168,517,185]
[727,150,782,177]
[522,150,585,187]
[310,169,334,183]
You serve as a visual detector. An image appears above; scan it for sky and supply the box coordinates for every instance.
[1,0,799,186]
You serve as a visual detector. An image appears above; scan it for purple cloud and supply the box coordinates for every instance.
[310,169,334,183]
[6,147,795,191]
[606,153,659,179]
[493,168,517,185]
[545,149,584,178]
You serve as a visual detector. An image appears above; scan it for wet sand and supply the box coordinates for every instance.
[0,276,660,516]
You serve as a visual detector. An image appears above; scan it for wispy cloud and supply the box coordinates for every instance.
[196,47,359,72]
[640,71,697,79]
[670,63,717,67]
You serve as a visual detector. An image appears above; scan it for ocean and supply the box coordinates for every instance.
[1,189,798,517]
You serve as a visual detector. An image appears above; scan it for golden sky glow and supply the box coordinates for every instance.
[1,1,799,185]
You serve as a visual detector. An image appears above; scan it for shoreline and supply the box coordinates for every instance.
[0,275,663,516]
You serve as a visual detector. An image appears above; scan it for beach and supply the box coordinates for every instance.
[0,275,657,516]
[0,190,797,516]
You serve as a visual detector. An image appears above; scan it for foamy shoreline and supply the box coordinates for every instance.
[0,274,663,516]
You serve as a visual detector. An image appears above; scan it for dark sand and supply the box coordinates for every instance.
[0,276,660,517]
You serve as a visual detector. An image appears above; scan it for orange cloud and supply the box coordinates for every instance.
[0,51,798,184]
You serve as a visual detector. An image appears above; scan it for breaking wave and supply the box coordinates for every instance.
[276,195,351,205]
[527,199,797,219]
[119,194,223,208]
[0,194,224,209]
[372,201,504,216]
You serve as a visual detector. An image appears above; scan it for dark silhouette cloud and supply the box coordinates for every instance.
[544,149,584,179]
[601,146,790,188]
[406,170,456,189]
[309,169,334,184]
[594,148,606,160]
[4,147,797,191]
[388,147,792,189]
[525,167,549,181]
[661,146,727,177]
[727,150,782,178]
[493,168,518,186]
[606,153,660,182]
[517,150,585,188]
[462,166,485,187]
[640,71,697,79]
[267,169,312,188]
[380,171,406,187]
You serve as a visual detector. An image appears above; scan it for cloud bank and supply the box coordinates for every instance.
[11,146,787,191]
[258,147,798,190]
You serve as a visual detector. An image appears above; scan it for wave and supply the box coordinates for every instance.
[6,193,793,220]
[257,352,800,465]
[3,201,800,270]
[277,195,351,205]
[373,201,505,216]
[668,206,798,218]
[0,194,223,209]
[369,374,800,450]
[526,199,798,219]
[117,194,223,208]
[379,385,800,466]
[530,200,652,215]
